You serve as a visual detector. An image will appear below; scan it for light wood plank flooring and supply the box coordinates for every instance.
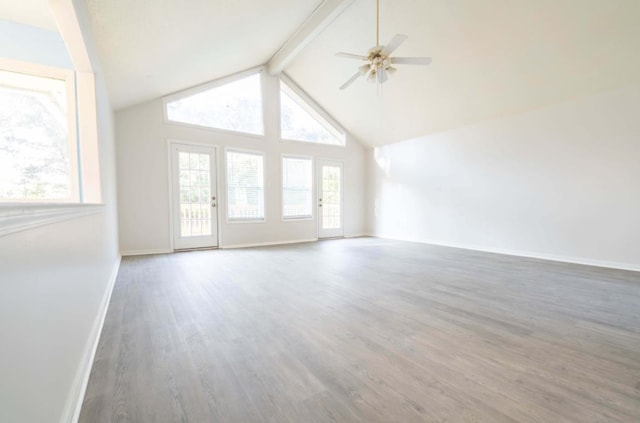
[79,238,640,422]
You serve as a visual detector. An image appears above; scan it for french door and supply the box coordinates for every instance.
[317,159,344,238]
[171,143,218,250]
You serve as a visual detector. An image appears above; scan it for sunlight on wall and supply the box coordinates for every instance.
[373,147,390,177]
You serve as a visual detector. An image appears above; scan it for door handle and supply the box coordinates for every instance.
[211,196,216,207]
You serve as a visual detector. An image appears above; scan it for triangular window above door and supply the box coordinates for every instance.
[280,77,345,146]
[165,71,264,136]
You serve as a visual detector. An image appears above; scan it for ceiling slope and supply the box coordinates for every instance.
[267,0,355,75]
[84,0,324,110]
[286,0,640,146]
[83,0,640,146]
[0,0,57,30]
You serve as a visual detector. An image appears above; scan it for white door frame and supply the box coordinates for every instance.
[317,158,344,239]
[169,141,219,250]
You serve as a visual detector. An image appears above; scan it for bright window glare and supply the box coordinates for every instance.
[226,150,264,220]
[280,81,344,146]
[282,157,312,219]
[166,73,264,135]
[0,70,72,200]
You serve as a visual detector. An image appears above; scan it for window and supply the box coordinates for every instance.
[226,150,264,221]
[0,67,77,201]
[166,72,264,136]
[280,77,345,146]
[282,156,312,219]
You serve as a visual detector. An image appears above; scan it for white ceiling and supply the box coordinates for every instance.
[75,0,640,146]
[286,0,640,146]
[84,0,324,110]
[0,0,57,30]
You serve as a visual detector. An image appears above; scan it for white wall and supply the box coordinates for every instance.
[116,72,366,254]
[367,85,640,270]
[0,4,120,423]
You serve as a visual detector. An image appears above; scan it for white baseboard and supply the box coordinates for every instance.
[344,233,369,239]
[373,234,640,273]
[221,238,318,249]
[60,255,121,423]
[122,237,370,254]
[120,248,172,256]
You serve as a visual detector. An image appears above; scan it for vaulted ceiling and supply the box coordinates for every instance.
[81,0,640,146]
[0,0,56,30]
[287,0,640,146]
[83,0,324,111]
[3,0,640,146]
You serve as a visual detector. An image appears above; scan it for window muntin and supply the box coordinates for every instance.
[282,156,312,219]
[320,164,342,229]
[166,72,264,136]
[0,68,77,201]
[280,79,345,146]
[226,150,264,221]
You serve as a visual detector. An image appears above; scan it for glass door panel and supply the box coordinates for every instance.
[317,160,343,238]
[171,143,218,249]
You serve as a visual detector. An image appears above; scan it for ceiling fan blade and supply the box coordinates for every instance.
[339,71,363,90]
[381,34,408,56]
[377,67,388,84]
[391,57,432,65]
[336,52,368,60]
[358,64,371,74]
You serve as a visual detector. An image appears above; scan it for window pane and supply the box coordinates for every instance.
[178,151,212,237]
[0,69,73,200]
[321,165,341,229]
[282,157,312,219]
[280,81,345,146]
[226,150,264,220]
[167,73,264,135]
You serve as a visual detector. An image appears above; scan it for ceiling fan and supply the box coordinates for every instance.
[336,0,432,90]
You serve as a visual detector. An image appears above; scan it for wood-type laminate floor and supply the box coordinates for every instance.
[79,238,640,422]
